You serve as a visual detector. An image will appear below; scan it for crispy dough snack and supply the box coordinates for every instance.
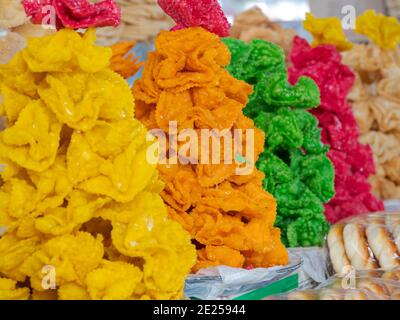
[342,11,400,200]
[230,7,296,61]
[109,41,142,79]
[303,13,352,51]
[0,0,28,29]
[345,55,400,199]
[289,36,384,223]
[224,37,336,246]
[355,10,400,50]
[0,29,196,300]
[134,27,288,271]
[96,0,174,45]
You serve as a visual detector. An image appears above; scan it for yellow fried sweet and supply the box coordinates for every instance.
[38,70,134,131]
[0,156,72,237]
[0,277,30,300]
[0,28,195,300]
[34,191,109,236]
[0,100,61,172]
[85,261,142,300]
[0,53,40,98]
[67,119,155,202]
[0,234,38,282]
[304,13,353,51]
[20,232,104,290]
[355,10,400,50]
[22,28,111,73]
[58,283,90,300]
[98,191,196,299]
[0,84,31,123]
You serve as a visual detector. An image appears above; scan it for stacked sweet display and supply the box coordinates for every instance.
[226,10,388,231]
[289,13,385,223]
[134,0,288,271]
[0,0,195,300]
[1,0,400,302]
[223,37,335,247]
[343,10,400,200]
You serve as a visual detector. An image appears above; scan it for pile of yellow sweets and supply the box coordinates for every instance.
[0,28,196,300]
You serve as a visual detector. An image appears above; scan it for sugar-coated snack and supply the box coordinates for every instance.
[134,27,288,271]
[355,10,400,50]
[157,0,230,37]
[344,11,400,199]
[303,13,353,51]
[0,28,196,300]
[109,41,142,79]
[289,36,384,223]
[223,37,335,247]
[22,0,121,29]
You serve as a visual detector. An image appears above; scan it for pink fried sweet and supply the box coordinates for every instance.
[289,36,384,223]
[22,0,121,29]
[158,0,230,37]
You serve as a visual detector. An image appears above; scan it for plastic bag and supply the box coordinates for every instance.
[326,212,400,274]
[184,253,301,300]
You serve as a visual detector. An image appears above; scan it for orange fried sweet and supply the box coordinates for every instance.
[110,41,142,79]
[134,27,288,271]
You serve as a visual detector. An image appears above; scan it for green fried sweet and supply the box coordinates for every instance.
[224,37,335,247]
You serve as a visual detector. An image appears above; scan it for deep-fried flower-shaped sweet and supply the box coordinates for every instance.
[0,234,38,282]
[195,245,245,272]
[0,28,196,300]
[0,100,61,172]
[110,41,142,79]
[34,190,109,236]
[97,192,196,299]
[22,28,112,73]
[134,27,288,269]
[0,52,39,99]
[356,10,400,50]
[67,119,155,202]
[289,36,384,223]
[0,277,30,300]
[20,232,104,290]
[303,13,353,51]
[157,0,230,37]
[22,0,121,30]
[39,70,134,131]
[224,37,335,247]
[224,38,287,84]
[0,155,73,237]
[84,261,143,300]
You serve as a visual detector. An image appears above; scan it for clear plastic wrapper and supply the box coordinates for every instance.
[288,247,331,289]
[326,212,400,274]
[267,270,400,300]
[184,253,301,300]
